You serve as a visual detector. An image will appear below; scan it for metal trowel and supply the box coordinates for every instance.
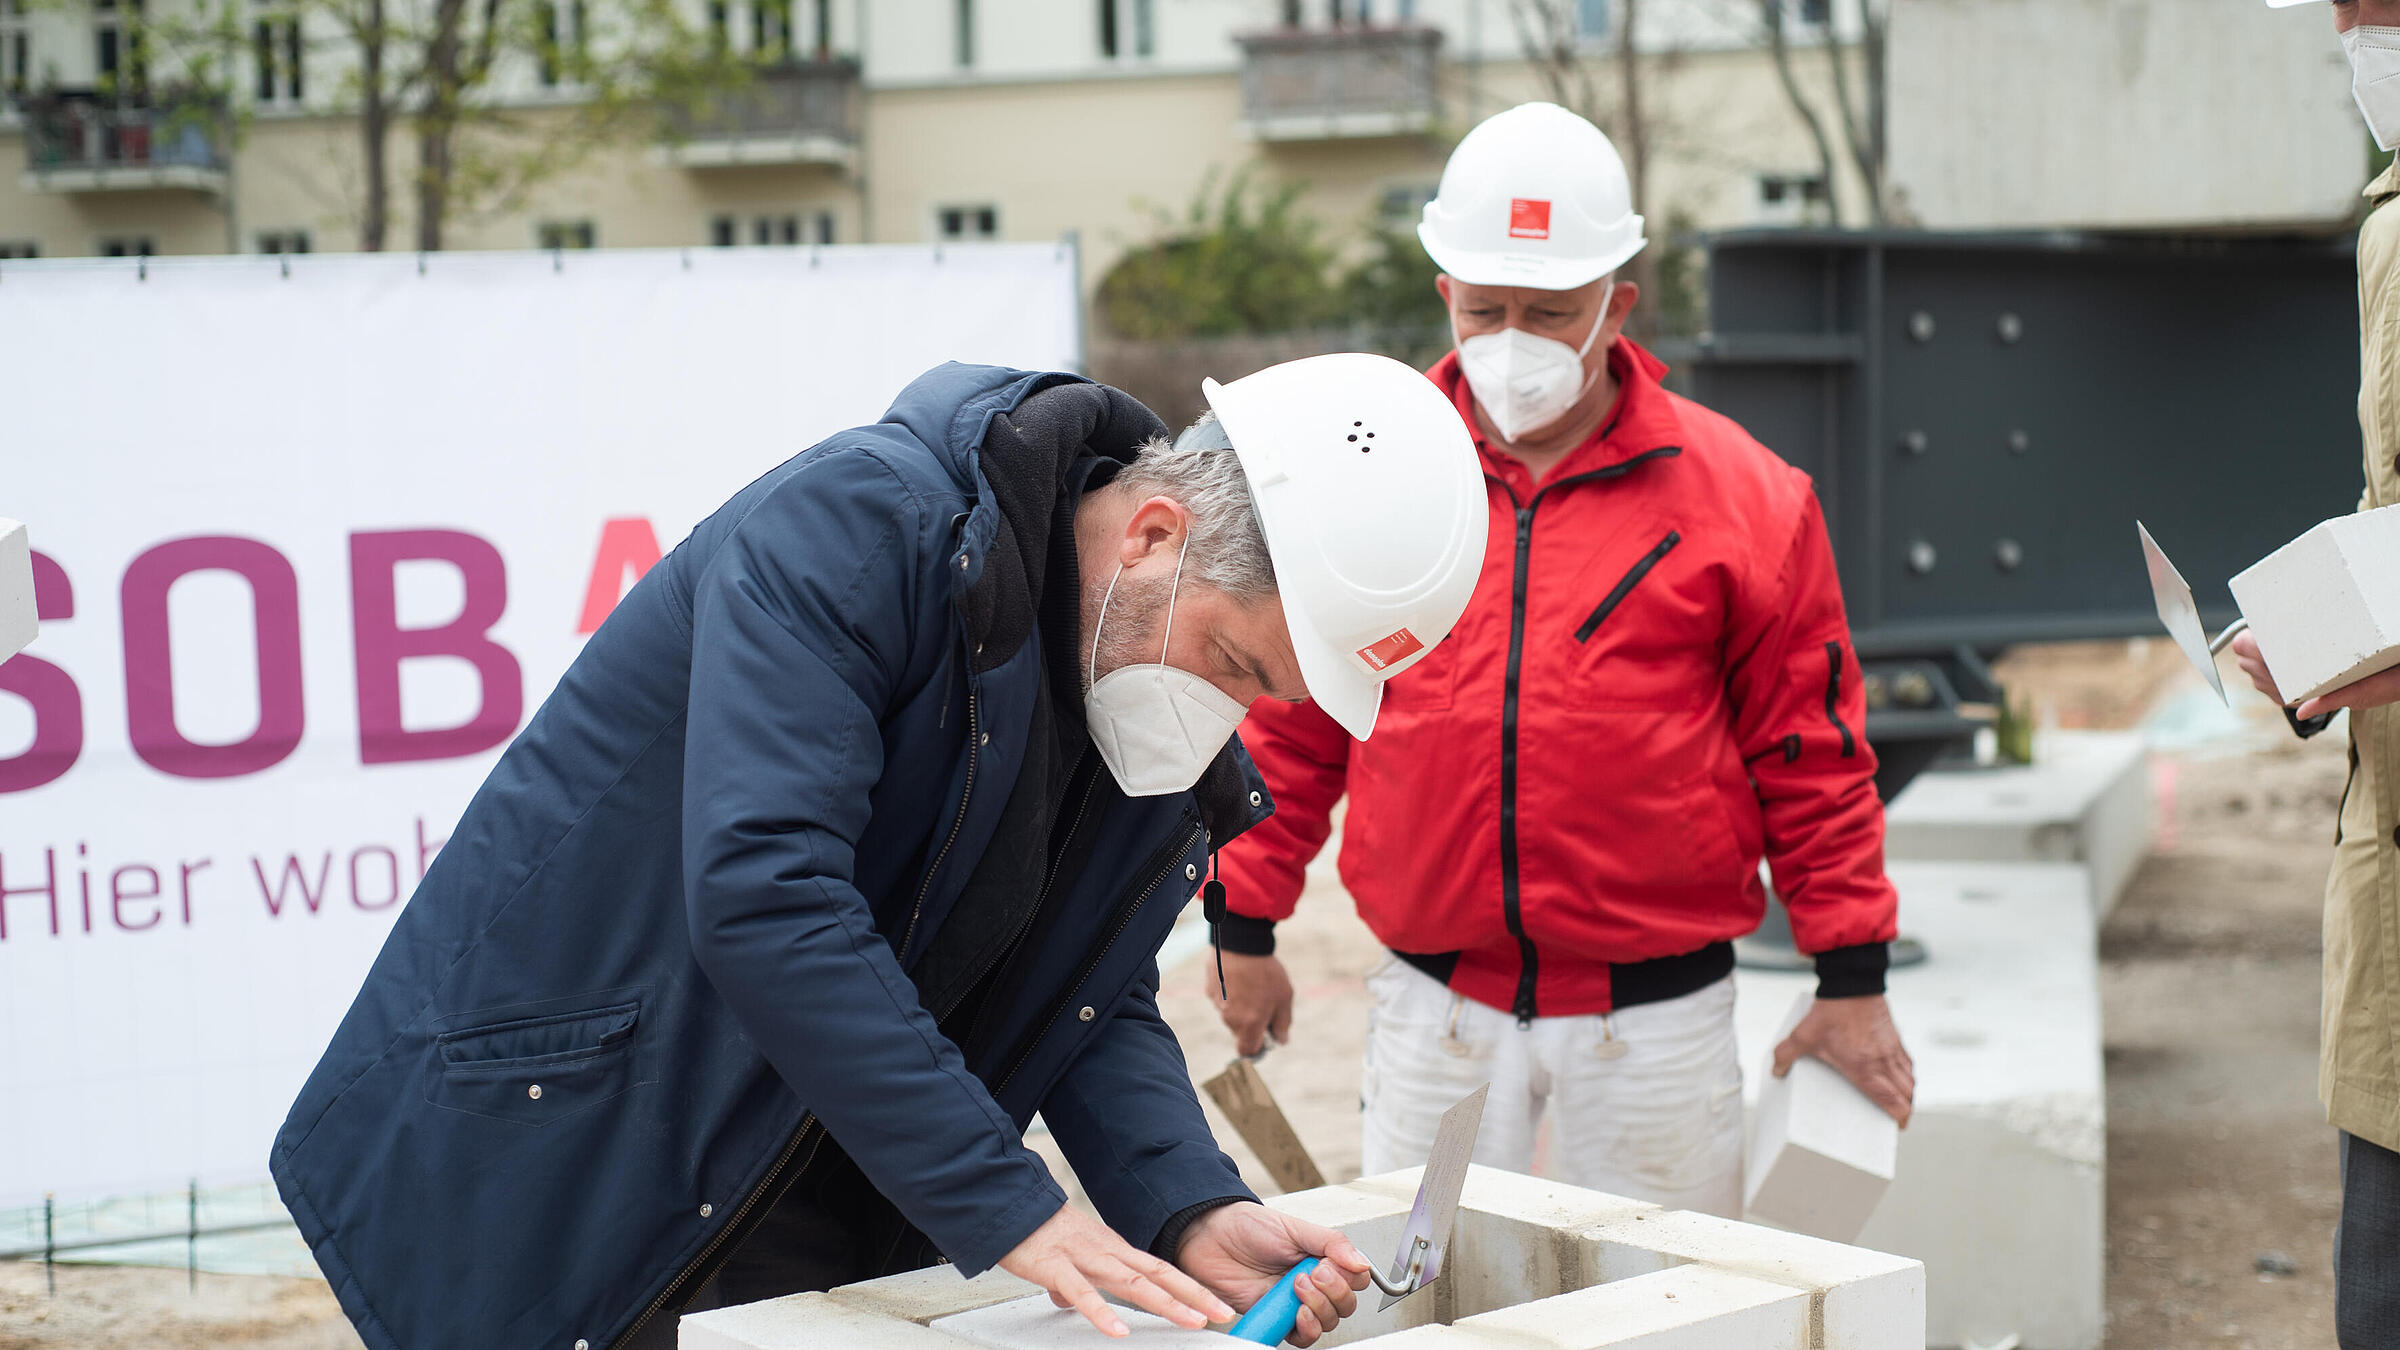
[2138,521,2250,705]
[1224,1083,1489,1342]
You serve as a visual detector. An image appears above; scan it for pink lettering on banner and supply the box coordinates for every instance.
[0,551,85,794]
[0,848,59,940]
[111,864,163,932]
[350,530,524,766]
[254,851,332,917]
[121,537,306,780]
[349,845,402,910]
[577,517,663,635]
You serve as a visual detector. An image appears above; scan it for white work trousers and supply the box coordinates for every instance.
[1359,955,1745,1218]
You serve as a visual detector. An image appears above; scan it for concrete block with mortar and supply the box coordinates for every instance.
[681,1167,1923,1349]
[1736,860,2103,1350]
[1882,729,2152,918]
[2231,504,2400,703]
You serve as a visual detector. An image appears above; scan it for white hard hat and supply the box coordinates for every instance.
[1202,353,1488,741]
[1419,102,1647,292]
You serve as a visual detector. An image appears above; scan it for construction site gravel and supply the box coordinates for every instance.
[0,639,2357,1349]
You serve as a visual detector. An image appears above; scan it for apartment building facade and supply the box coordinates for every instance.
[0,0,1864,290]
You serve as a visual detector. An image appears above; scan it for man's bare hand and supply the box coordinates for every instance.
[1209,951,1294,1058]
[1173,1202,1372,1347]
[2229,632,2284,704]
[2296,666,2400,720]
[1772,995,1914,1127]
[999,1203,1236,1338]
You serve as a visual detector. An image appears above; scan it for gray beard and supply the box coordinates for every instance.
[1080,569,1175,697]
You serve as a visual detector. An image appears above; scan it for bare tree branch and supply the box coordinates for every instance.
[1761,0,1842,226]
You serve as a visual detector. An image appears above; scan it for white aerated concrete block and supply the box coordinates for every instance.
[0,520,35,664]
[1883,730,2153,917]
[2231,503,2400,703]
[689,1168,1923,1349]
[1744,990,1897,1242]
[1737,860,2104,1350]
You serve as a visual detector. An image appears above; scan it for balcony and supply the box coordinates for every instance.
[660,57,859,170]
[1233,24,1442,143]
[19,90,229,194]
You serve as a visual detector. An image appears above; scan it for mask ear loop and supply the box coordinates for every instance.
[1565,278,1617,406]
[1157,528,1189,664]
[1088,563,1124,691]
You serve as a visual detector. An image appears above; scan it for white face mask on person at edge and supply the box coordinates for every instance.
[1452,281,1617,443]
[2347,23,2400,151]
[1083,538,1250,798]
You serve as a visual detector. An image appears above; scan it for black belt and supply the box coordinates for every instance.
[1391,941,1734,1015]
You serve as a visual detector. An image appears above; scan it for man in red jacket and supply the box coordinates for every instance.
[1207,103,1913,1217]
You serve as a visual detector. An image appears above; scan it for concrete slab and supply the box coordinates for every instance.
[1882,730,2152,918]
[1735,860,2104,1350]
[826,1265,1045,1324]
[0,519,34,664]
[681,1291,968,1349]
[931,1297,1228,1348]
[1455,1265,1811,1349]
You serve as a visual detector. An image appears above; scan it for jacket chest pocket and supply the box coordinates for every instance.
[422,990,648,1127]
[1559,525,1718,711]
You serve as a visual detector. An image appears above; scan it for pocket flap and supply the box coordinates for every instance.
[438,1001,640,1068]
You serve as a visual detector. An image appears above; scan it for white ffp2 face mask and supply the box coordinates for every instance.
[1083,544,1250,798]
[2346,26,2400,152]
[1454,281,1614,443]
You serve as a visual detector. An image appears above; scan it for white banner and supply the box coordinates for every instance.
[0,244,1083,1206]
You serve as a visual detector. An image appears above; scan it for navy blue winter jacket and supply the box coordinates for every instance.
[270,364,1267,1350]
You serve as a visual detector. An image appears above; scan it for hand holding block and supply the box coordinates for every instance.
[2231,503,2400,704]
[1744,989,1897,1243]
[0,520,34,664]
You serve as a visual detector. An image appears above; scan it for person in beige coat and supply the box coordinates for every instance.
[2244,4,2400,1344]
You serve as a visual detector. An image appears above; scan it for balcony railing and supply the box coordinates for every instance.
[662,57,859,169]
[20,90,229,193]
[1233,24,1442,142]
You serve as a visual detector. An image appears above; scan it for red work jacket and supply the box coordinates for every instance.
[1215,338,1897,1019]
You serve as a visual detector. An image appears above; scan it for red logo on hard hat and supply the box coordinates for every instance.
[1508,199,1552,240]
[1357,629,1426,672]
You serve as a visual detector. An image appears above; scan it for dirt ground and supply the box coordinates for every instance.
[0,639,2363,1348]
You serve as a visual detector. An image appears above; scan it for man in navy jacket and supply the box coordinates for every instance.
[270,359,1484,1350]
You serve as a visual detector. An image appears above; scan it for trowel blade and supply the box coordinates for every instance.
[1378,1083,1488,1311]
[2138,521,2230,706]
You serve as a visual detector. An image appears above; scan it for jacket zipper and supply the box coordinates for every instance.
[935,749,1102,1025]
[1573,530,1682,643]
[992,821,1204,1094]
[899,672,980,961]
[1494,446,1682,1027]
[616,1115,829,1347]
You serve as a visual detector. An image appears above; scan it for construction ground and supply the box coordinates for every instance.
[0,639,2355,1350]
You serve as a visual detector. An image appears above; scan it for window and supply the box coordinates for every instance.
[1796,0,1830,23]
[4,0,32,100]
[254,3,302,103]
[936,204,998,241]
[1577,0,1609,38]
[537,220,596,250]
[751,214,799,245]
[258,229,310,254]
[1279,0,1299,24]
[708,0,729,54]
[710,214,736,247]
[0,242,40,259]
[1755,173,1830,225]
[539,0,586,85]
[1098,0,1152,59]
[813,210,834,244]
[99,236,154,257]
[97,0,144,94]
[953,0,972,67]
[1377,182,1437,224]
[752,0,791,59]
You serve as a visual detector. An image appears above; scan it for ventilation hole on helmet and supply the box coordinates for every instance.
[1347,434,1358,442]
[1366,431,1375,438]
[1354,421,1364,427]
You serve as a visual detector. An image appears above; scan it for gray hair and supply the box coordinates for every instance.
[1114,412,1278,602]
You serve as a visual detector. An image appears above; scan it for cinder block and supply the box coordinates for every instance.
[930,1296,1227,1348]
[1442,1166,1659,1319]
[0,520,34,664]
[1581,1210,1924,1350]
[2231,503,2400,702]
[1882,730,2153,917]
[1744,989,1897,1243]
[1457,1265,1809,1350]
[826,1265,1043,1324]
[680,1292,966,1349]
[1263,1180,1430,1346]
